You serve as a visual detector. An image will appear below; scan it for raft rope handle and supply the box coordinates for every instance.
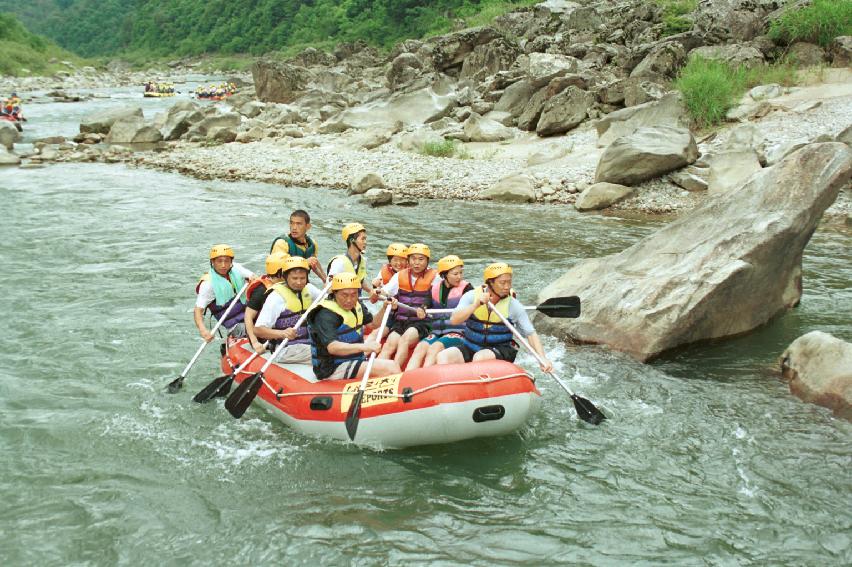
[258,371,533,401]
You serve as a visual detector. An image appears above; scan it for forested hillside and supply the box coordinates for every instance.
[0,0,535,57]
[0,12,85,75]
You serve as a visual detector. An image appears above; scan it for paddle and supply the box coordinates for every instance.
[192,342,268,404]
[345,302,393,441]
[425,296,581,319]
[224,280,333,418]
[487,300,606,425]
[167,281,250,394]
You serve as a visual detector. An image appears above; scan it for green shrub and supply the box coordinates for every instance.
[675,56,799,128]
[421,139,458,158]
[769,0,852,47]
[654,0,698,37]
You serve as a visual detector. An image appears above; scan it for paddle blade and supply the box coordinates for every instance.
[537,296,581,319]
[224,372,263,418]
[571,395,606,425]
[345,390,365,441]
[192,374,233,404]
[166,376,184,394]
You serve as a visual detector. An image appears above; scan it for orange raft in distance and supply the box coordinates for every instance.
[221,338,541,449]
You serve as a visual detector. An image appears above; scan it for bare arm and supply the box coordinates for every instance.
[194,307,214,342]
[525,333,553,373]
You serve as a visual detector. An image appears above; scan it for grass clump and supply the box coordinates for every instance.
[675,56,799,128]
[654,0,698,37]
[769,0,852,47]
[421,138,459,158]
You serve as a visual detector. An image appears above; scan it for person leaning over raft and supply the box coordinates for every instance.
[194,244,256,342]
[244,251,289,353]
[269,209,326,281]
[253,257,324,364]
[308,273,400,380]
[436,262,554,372]
[327,222,372,294]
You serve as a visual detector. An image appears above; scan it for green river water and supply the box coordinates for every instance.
[0,88,850,565]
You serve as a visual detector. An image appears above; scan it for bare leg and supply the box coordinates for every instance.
[354,359,401,379]
[472,349,497,362]
[394,327,420,369]
[437,346,464,366]
[406,341,430,370]
[379,332,400,360]
[423,342,446,368]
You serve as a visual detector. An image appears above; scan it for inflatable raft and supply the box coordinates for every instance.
[1,113,23,132]
[221,337,541,448]
[143,92,176,97]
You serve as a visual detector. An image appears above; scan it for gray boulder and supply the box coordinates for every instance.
[184,112,241,140]
[787,42,825,67]
[595,92,687,147]
[495,80,536,117]
[80,106,143,134]
[460,38,519,83]
[161,110,203,141]
[706,150,763,193]
[688,44,765,68]
[479,173,536,203]
[537,142,852,361]
[349,172,386,195]
[0,122,20,150]
[431,26,502,71]
[461,112,515,142]
[575,182,635,211]
[0,146,21,165]
[595,126,699,185]
[836,125,852,146]
[536,86,594,136]
[105,117,164,144]
[829,36,852,68]
[251,60,310,103]
[386,52,424,90]
[526,53,581,88]
[517,88,550,131]
[359,188,394,207]
[781,331,852,421]
[630,42,686,79]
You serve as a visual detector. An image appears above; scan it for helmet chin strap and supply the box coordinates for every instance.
[485,281,509,300]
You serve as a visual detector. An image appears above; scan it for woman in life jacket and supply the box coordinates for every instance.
[406,255,473,370]
[194,244,256,342]
[375,243,435,369]
[253,256,324,364]
[436,262,553,372]
[244,251,289,354]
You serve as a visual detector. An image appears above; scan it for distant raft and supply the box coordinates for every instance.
[220,337,541,449]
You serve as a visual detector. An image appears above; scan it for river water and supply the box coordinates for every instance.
[1,87,850,565]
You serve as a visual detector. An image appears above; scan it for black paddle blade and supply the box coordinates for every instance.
[166,376,184,394]
[344,390,365,441]
[537,296,581,319]
[192,374,233,404]
[571,395,606,425]
[224,372,263,418]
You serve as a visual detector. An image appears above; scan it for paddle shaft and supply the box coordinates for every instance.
[179,281,250,379]
[485,301,575,397]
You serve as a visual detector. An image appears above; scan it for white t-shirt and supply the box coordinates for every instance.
[195,262,255,308]
[255,283,323,328]
[327,253,367,278]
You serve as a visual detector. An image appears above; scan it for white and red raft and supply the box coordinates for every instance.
[221,338,542,449]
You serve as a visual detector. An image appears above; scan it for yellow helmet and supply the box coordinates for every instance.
[484,262,512,281]
[265,251,290,275]
[407,243,431,259]
[386,242,409,258]
[209,244,235,259]
[437,255,464,273]
[342,222,366,243]
[282,256,310,273]
[331,272,361,291]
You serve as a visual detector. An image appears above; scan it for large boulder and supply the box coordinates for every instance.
[781,331,852,420]
[494,79,536,117]
[460,112,515,142]
[595,126,699,185]
[536,142,852,361]
[688,44,765,68]
[251,60,310,103]
[184,112,241,140]
[536,86,595,136]
[829,36,852,67]
[105,117,163,144]
[325,82,456,131]
[0,122,20,150]
[431,27,502,72]
[526,53,581,88]
[479,173,536,203]
[459,38,520,83]
[349,172,386,195]
[161,109,203,141]
[516,88,550,131]
[80,106,143,134]
[630,42,686,80]
[693,0,782,43]
[386,52,424,90]
[787,42,825,66]
[595,92,687,147]
[359,188,394,207]
[574,182,635,211]
[706,150,763,193]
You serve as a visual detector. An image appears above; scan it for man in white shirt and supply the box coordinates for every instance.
[194,244,256,342]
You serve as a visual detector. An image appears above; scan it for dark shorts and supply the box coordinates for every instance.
[319,359,364,380]
[423,332,464,348]
[389,320,431,341]
[456,342,518,363]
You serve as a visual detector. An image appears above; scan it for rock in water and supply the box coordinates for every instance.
[780,331,852,421]
[536,143,852,361]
